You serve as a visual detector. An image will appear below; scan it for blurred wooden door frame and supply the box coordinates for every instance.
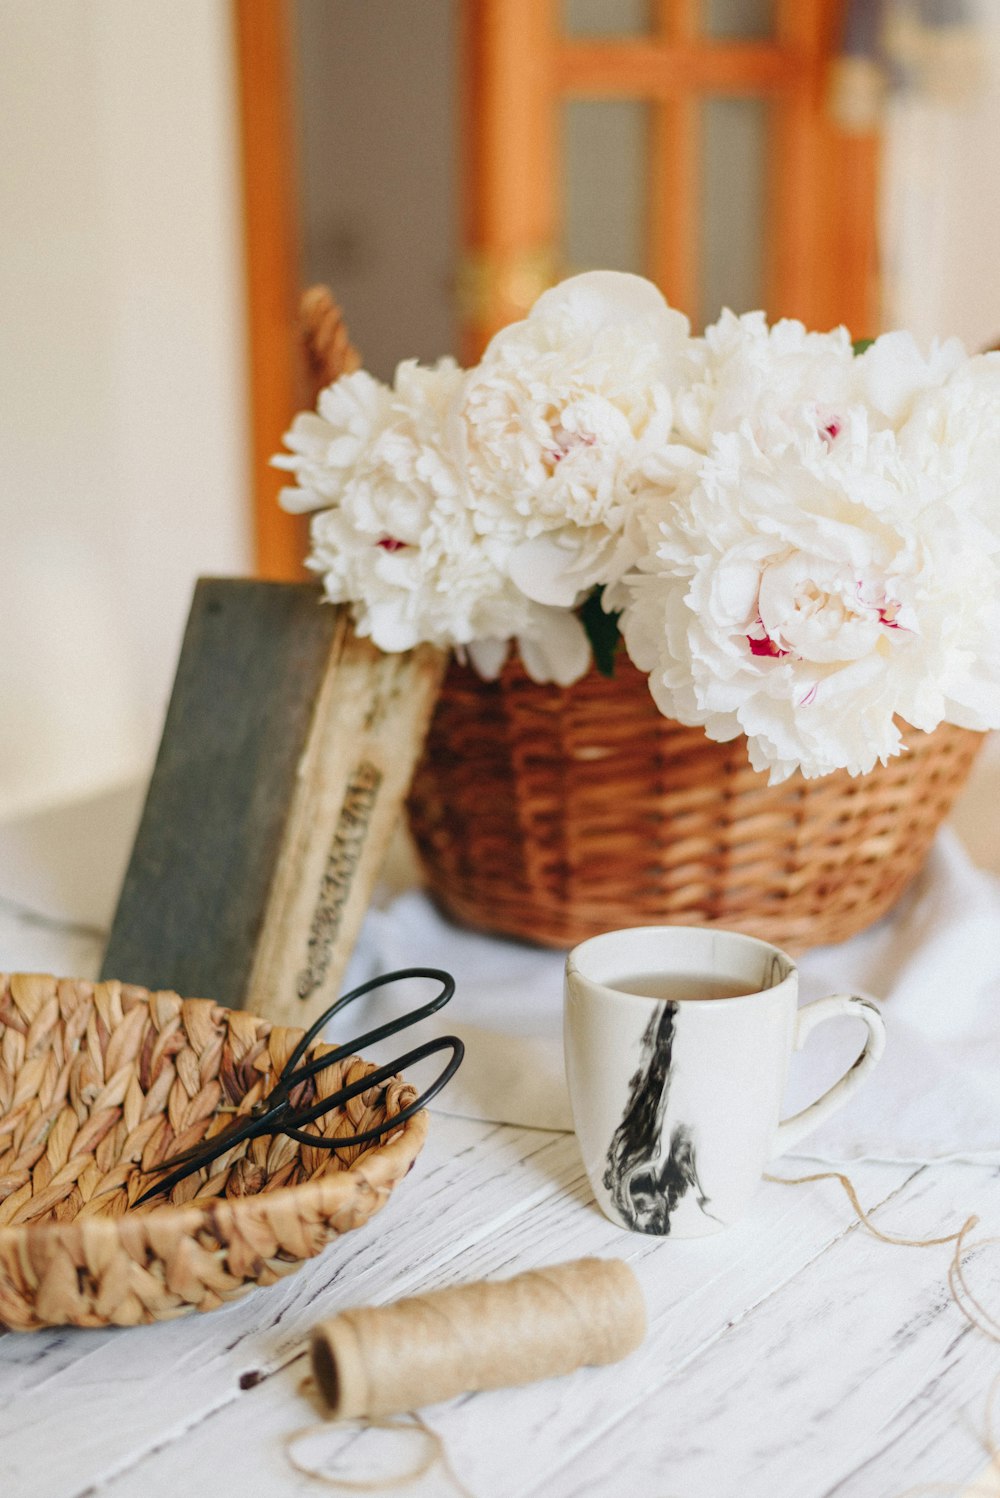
[461,0,880,352]
[236,0,879,580]
[234,0,307,581]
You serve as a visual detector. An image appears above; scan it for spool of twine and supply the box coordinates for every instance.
[309,1257,646,1420]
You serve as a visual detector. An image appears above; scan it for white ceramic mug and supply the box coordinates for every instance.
[564,926,885,1237]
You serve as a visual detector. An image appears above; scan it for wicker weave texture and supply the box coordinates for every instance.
[407,656,983,953]
[0,974,427,1330]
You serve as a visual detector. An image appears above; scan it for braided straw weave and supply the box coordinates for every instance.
[407,655,983,953]
[0,974,426,1331]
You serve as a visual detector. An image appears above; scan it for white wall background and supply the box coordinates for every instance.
[0,0,251,820]
[882,0,1000,348]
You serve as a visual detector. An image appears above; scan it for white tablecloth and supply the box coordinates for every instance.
[1,773,998,1165]
[340,828,1000,1163]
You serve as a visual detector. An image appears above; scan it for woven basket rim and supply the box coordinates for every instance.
[407,654,985,953]
[0,973,430,1246]
[0,1108,428,1248]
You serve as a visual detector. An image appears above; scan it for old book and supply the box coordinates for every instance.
[101,577,445,1026]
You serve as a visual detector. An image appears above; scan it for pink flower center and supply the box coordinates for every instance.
[746,618,790,659]
[855,580,906,631]
[546,426,596,466]
[820,417,842,444]
[376,537,408,552]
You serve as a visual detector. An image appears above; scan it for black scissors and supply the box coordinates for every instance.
[135,968,463,1206]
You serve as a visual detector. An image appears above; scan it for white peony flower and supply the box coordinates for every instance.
[454,271,692,607]
[275,286,1000,766]
[893,351,1000,730]
[291,359,516,651]
[274,370,392,512]
[897,352,1000,520]
[672,310,857,454]
[621,404,1000,783]
[277,357,591,678]
[667,312,966,462]
[851,329,967,429]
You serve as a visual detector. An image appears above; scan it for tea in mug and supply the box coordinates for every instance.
[608,972,751,1002]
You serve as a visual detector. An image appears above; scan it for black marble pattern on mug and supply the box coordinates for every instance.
[603,1002,714,1234]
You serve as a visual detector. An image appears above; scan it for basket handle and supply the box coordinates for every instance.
[770,994,886,1159]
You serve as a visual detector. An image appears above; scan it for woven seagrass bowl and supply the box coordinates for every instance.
[0,974,427,1331]
[407,655,984,954]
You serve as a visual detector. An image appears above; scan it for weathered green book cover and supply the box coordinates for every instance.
[100,578,338,1007]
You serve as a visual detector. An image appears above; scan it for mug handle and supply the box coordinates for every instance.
[771,994,886,1159]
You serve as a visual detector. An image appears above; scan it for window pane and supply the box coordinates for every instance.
[563,0,650,37]
[704,0,774,39]
[563,100,649,275]
[293,0,457,379]
[700,97,767,328]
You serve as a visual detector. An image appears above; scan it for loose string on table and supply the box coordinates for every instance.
[764,1168,1000,1344]
[765,1177,1000,1498]
[285,1399,475,1497]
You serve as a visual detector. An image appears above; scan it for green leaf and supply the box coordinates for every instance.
[579,587,622,678]
[852,337,875,356]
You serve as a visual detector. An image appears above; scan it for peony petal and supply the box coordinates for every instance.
[517,607,591,686]
[466,637,510,680]
[710,559,759,628]
[363,601,421,653]
[508,536,586,607]
[527,271,690,348]
[279,484,327,515]
[855,330,966,426]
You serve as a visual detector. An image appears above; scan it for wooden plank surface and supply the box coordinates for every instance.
[8,803,1000,1498]
[3,1113,998,1498]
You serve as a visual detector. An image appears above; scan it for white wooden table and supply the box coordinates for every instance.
[1,773,1000,1498]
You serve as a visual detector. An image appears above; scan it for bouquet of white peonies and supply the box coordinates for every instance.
[276,272,1000,784]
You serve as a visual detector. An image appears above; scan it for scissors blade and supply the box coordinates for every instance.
[134,1107,279,1206]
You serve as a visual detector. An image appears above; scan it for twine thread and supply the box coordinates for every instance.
[764,1169,1000,1344]
[285,1407,473,1495]
[767,1174,1000,1498]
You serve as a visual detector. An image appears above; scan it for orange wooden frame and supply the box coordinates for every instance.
[234,0,307,580]
[459,0,560,362]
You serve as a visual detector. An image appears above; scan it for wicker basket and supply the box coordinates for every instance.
[0,974,427,1331]
[407,655,983,953]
